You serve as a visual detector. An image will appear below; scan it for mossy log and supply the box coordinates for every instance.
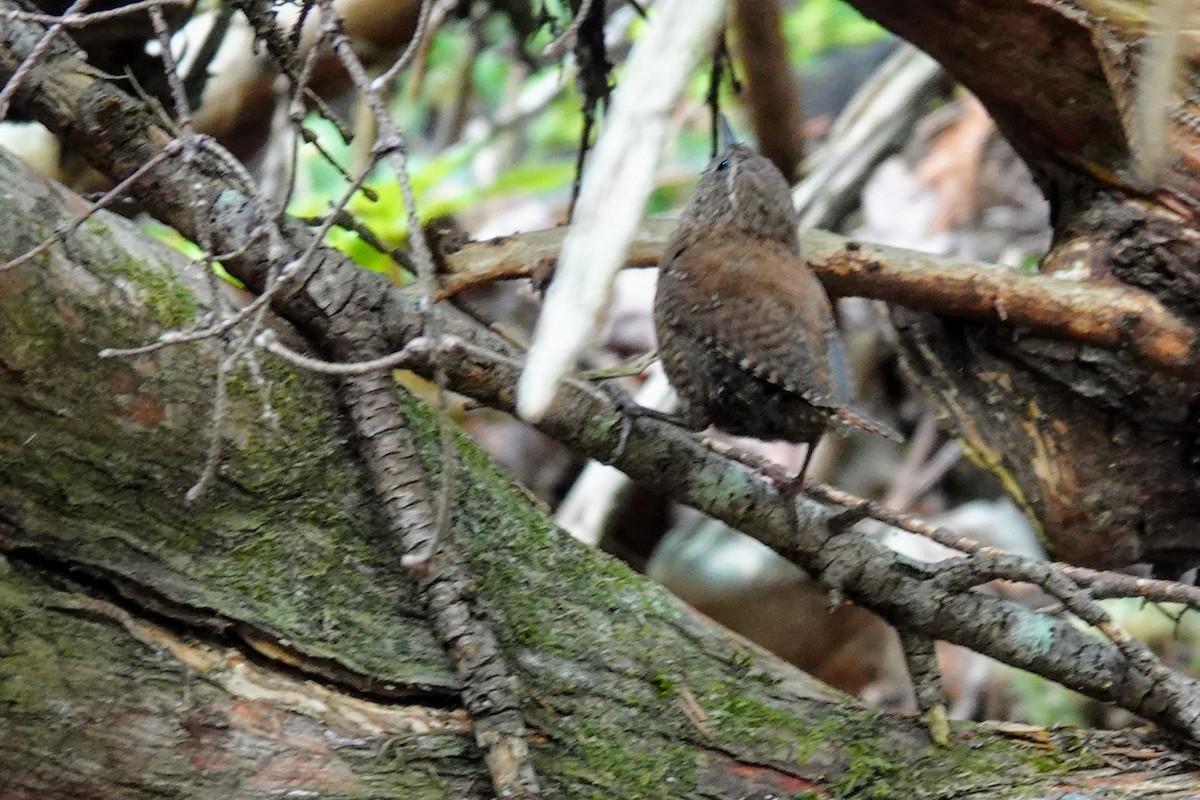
[0,150,1197,798]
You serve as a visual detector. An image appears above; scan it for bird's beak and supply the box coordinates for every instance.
[718,114,738,149]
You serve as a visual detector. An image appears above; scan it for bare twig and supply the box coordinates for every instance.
[541,0,596,59]
[256,329,447,375]
[436,223,1199,373]
[7,0,185,26]
[565,0,610,219]
[1,145,178,273]
[810,480,1200,609]
[376,0,456,91]
[186,348,233,502]
[150,5,193,127]
[705,28,732,158]
[0,0,92,119]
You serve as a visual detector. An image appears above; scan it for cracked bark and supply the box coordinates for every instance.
[3,5,1200,741]
[4,1,1200,793]
[840,0,1200,574]
[2,143,1199,798]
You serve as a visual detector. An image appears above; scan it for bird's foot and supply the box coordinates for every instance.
[606,387,694,462]
[775,439,821,497]
[608,385,691,427]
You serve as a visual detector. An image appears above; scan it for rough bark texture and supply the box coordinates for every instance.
[3,149,1199,798]
[3,7,1199,737]
[846,0,1200,572]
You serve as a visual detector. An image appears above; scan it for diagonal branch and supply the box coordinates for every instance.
[0,7,541,795]
[340,369,540,798]
[4,0,1200,740]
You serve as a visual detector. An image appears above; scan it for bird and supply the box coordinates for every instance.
[653,142,900,485]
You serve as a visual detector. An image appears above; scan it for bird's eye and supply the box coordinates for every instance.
[715,158,730,172]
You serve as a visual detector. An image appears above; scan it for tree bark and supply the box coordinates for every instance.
[0,146,1197,798]
[845,0,1200,573]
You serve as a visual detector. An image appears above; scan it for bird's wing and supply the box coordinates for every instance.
[669,240,841,404]
[667,240,902,441]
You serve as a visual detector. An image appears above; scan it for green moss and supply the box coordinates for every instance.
[90,223,200,329]
[792,715,856,764]
[0,255,455,691]
[397,390,682,656]
[223,362,362,514]
[1027,729,1101,774]
[557,717,697,800]
[651,671,677,699]
[703,683,818,745]
[822,719,1104,799]
[832,739,907,798]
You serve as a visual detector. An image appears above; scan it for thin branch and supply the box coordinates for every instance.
[1133,0,1185,185]
[375,0,456,91]
[1,145,178,273]
[810,480,1200,609]
[436,223,1199,373]
[6,0,185,26]
[931,551,1192,726]
[185,346,233,503]
[565,0,610,219]
[540,0,596,59]
[7,0,1200,740]
[150,4,193,127]
[705,29,728,158]
[255,329,446,374]
[807,229,1198,373]
[0,0,92,119]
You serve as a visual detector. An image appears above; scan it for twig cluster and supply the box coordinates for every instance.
[2,0,1200,774]
[2,0,542,794]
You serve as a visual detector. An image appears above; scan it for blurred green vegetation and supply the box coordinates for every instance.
[785,0,885,65]
[284,0,882,277]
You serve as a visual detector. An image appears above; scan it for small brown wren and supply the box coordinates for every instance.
[654,143,899,481]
